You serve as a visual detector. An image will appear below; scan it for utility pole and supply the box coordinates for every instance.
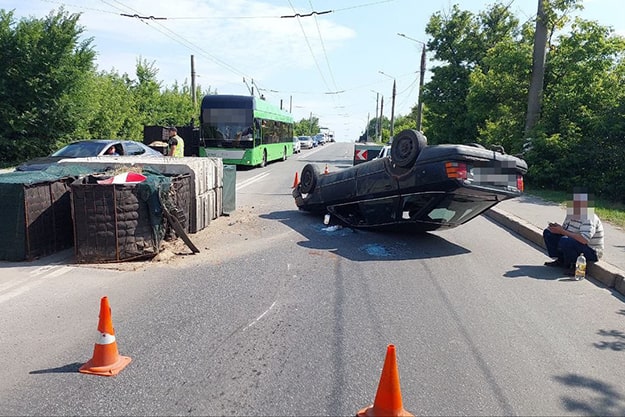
[379,71,396,139]
[397,33,427,131]
[371,91,380,141]
[390,79,396,139]
[190,55,196,106]
[417,44,426,131]
[524,0,548,136]
[379,96,384,142]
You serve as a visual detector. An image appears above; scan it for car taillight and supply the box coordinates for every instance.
[517,174,524,192]
[445,162,468,180]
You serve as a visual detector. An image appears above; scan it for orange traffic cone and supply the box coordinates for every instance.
[292,171,299,188]
[79,296,132,376]
[324,164,329,174]
[357,345,414,417]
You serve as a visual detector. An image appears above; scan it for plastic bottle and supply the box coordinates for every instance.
[575,253,586,281]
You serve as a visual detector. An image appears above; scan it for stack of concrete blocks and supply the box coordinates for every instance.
[59,156,224,233]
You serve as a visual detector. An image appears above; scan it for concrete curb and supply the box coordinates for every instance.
[485,207,625,296]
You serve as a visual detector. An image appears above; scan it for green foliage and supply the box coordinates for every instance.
[0,8,209,165]
[0,8,95,160]
[294,116,320,136]
[529,18,625,202]
[467,39,532,154]
[423,3,522,145]
[420,1,625,204]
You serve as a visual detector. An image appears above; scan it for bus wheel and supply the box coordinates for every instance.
[300,164,320,194]
[283,147,287,161]
[260,150,267,167]
[391,129,427,168]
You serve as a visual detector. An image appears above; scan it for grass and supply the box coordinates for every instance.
[525,186,625,230]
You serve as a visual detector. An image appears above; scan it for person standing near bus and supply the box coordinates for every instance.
[167,126,184,157]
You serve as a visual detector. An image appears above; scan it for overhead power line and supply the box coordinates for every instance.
[120,13,166,20]
[281,10,331,18]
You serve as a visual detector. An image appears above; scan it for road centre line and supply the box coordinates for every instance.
[236,171,271,191]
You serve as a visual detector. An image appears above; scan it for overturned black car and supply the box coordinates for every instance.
[292,129,527,232]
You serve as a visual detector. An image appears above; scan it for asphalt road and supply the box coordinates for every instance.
[1,142,624,416]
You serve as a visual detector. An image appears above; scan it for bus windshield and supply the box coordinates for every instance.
[201,108,254,148]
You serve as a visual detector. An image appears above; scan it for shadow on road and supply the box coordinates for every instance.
[554,373,625,416]
[261,209,470,262]
[503,264,568,280]
[29,362,82,374]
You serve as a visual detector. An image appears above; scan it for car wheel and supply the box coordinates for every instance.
[299,163,320,194]
[391,129,427,168]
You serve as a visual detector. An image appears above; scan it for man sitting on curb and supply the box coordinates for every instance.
[543,190,604,275]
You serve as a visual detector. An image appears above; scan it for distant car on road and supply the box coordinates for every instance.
[15,140,164,171]
[298,136,314,150]
[293,129,527,232]
[292,137,301,154]
[374,145,391,159]
[314,133,326,145]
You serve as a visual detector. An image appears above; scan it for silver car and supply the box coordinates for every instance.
[298,136,314,150]
[15,140,165,171]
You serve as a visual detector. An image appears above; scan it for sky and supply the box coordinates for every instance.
[2,0,624,142]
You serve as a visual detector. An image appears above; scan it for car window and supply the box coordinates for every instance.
[427,195,495,225]
[123,142,147,156]
[52,142,104,157]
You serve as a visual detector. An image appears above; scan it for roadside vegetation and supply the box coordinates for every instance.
[0,8,211,167]
[1,1,624,209]
[526,187,625,229]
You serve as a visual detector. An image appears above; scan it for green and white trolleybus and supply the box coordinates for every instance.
[199,94,294,167]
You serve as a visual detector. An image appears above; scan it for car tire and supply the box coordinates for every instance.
[299,163,320,194]
[391,129,427,168]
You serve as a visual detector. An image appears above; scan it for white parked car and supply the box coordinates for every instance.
[292,137,301,153]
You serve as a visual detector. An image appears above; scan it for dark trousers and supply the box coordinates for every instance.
[543,229,598,267]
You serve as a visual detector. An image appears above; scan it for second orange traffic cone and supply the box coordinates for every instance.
[357,344,414,417]
[79,296,132,377]
[324,164,329,174]
[292,171,299,188]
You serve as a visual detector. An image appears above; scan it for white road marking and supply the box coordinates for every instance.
[236,171,271,191]
[0,265,74,304]
[245,301,277,330]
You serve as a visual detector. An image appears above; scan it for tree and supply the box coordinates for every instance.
[526,18,625,200]
[467,38,533,154]
[525,0,582,136]
[422,3,521,145]
[0,8,96,161]
[294,116,320,136]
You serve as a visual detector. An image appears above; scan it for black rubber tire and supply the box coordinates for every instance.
[283,147,287,161]
[299,163,320,194]
[390,129,427,168]
[260,150,267,167]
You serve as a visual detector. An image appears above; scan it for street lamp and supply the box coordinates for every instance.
[397,33,426,132]
[370,90,383,141]
[378,70,396,140]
